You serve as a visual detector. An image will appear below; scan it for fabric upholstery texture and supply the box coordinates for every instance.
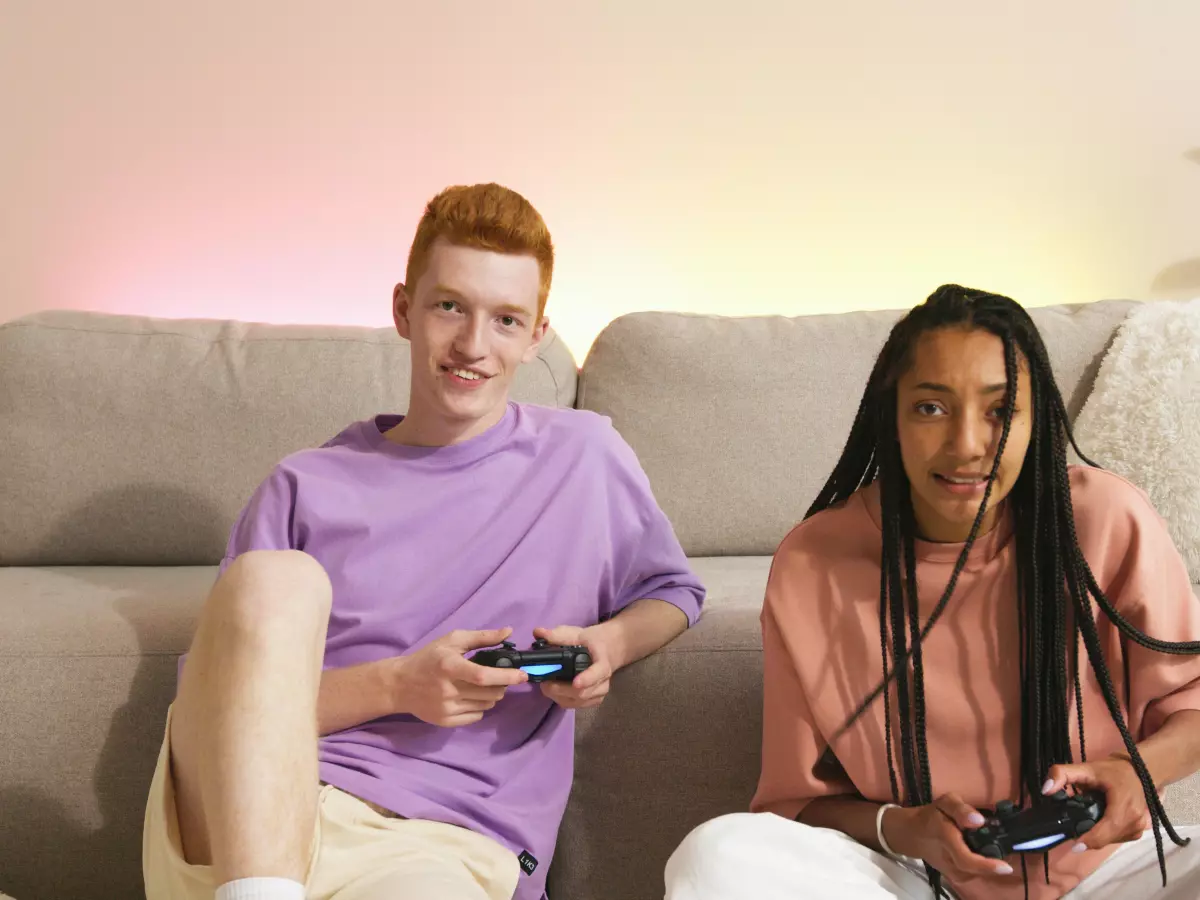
[0,311,577,566]
[576,301,1135,557]
[4,300,1199,900]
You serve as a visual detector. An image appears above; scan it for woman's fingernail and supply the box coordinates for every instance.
[1042,779,1055,794]
[967,812,985,827]
[1072,842,1088,854]
[995,863,1014,875]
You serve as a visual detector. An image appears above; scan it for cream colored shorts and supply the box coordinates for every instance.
[143,707,520,900]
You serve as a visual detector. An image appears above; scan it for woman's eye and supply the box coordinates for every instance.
[500,316,518,328]
[916,402,943,416]
[438,300,457,312]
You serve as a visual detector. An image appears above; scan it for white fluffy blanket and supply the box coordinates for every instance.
[1073,298,1200,583]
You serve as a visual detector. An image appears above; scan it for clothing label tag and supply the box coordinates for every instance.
[518,850,538,875]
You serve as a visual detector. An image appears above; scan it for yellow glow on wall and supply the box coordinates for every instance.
[3,2,1198,362]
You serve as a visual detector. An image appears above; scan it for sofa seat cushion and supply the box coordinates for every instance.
[3,561,1195,900]
[548,555,772,900]
[0,566,212,900]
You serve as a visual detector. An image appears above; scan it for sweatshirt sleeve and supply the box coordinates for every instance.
[598,419,705,625]
[750,547,856,819]
[218,465,300,575]
[1075,469,1200,739]
[1103,481,1200,738]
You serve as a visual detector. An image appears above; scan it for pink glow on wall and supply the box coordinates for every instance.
[4,2,1200,360]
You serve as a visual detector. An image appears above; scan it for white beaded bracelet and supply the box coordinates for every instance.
[876,802,901,858]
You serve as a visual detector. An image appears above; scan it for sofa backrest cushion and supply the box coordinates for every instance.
[0,310,578,565]
[576,300,1136,557]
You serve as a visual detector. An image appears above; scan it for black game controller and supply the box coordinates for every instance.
[963,790,1106,859]
[469,639,592,683]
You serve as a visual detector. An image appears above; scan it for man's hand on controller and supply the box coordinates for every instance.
[1043,757,1149,851]
[532,625,613,709]
[393,627,527,727]
[885,793,1020,881]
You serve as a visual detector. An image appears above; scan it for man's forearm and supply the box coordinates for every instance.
[1135,709,1200,787]
[317,660,398,736]
[597,598,688,671]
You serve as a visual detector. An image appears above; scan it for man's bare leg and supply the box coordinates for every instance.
[168,549,332,885]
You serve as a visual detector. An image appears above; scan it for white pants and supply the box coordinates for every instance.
[664,812,1200,900]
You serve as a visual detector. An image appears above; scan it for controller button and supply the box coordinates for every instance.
[997,800,1016,815]
[1075,820,1094,836]
[1052,790,1068,801]
[495,658,514,668]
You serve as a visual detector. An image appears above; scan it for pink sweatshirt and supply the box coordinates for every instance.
[752,465,1200,899]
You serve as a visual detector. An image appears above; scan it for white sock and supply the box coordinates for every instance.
[215,877,306,900]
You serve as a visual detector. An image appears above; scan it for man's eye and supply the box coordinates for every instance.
[500,316,517,327]
[438,301,457,312]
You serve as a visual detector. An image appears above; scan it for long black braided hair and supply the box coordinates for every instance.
[809,285,1200,897]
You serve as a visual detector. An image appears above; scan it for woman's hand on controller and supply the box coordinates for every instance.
[885,793,1019,881]
[532,624,613,709]
[392,627,528,727]
[1042,757,1149,851]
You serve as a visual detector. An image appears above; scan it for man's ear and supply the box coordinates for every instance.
[393,283,412,340]
[521,315,550,364]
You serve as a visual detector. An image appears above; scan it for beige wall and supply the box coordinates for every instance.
[2,1,1198,358]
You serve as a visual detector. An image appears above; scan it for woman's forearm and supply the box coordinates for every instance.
[1136,709,1200,787]
[796,795,894,853]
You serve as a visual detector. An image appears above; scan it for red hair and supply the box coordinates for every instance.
[405,183,554,317]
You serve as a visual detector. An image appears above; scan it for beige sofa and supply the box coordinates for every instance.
[1,301,1197,900]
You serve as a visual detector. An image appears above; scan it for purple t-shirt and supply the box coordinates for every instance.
[217,402,705,900]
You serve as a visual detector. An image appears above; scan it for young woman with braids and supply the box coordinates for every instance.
[664,285,1200,899]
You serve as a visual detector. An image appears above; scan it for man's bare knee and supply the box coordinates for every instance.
[212,550,332,638]
[223,549,332,601]
[178,550,331,694]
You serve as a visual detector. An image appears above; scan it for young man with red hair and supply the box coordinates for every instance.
[142,183,704,900]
